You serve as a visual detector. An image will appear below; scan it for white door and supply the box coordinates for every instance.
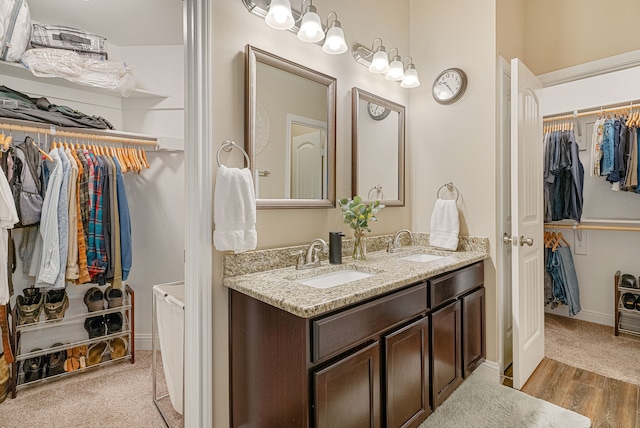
[510,58,544,390]
[291,130,325,199]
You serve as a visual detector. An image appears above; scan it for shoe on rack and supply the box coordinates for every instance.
[43,289,69,321]
[84,316,106,339]
[45,343,66,377]
[622,293,637,310]
[86,341,108,366]
[84,287,104,312]
[23,349,43,383]
[64,345,88,373]
[0,354,8,403]
[620,274,638,289]
[16,287,44,325]
[109,337,128,359]
[104,286,123,308]
[105,312,123,335]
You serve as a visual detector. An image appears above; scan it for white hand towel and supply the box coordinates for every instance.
[429,199,459,251]
[214,165,257,253]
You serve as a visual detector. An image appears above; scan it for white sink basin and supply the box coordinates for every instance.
[399,254,445,263]
[296,269,374,289]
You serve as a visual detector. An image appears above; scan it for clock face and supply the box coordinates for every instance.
[368,102,391,120]
[432,68,467,104]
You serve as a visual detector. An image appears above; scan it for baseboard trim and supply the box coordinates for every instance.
[544,306,613,327]
[135,333,153,351]
[473,360,500,383]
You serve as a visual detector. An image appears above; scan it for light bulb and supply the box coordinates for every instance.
[385,56,404,81]
[298,5,324,43]
[322,21,347,54]
[369,47,389,74]
[400,65,420,88]
[265,0,294,30]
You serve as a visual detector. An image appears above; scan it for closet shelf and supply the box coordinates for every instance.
[16,329,132,362]
[16,297,131,333]
[0,60,169,99]
[15,354,131,391]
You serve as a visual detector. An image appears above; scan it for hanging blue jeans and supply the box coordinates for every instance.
[551,247,581,317]
[601,120,615,176]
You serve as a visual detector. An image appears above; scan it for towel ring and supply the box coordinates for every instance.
[367,185,384,200]
[216,140,250,168]
[436,182,459,201]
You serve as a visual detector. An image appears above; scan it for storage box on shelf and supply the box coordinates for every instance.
[9,285,134,398]
[614,271,640,337]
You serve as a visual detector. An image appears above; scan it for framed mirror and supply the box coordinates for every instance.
[246,45,337,209]
[352,87,405,207]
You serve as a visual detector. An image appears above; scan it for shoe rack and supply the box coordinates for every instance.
[8,285,135,398]
[614,271,640,337]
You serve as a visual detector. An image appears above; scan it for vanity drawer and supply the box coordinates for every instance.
[311,283,427,363]
[429,262,484,308]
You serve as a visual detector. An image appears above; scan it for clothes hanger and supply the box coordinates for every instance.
[545,231,557,248]
[140,148,150,169]
[552,231,570,252]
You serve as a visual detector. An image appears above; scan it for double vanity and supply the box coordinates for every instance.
[224,233,489,428]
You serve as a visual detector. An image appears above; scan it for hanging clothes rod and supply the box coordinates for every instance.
[543,99,640,123]
[544,223,640,232]
[0,118,158,147]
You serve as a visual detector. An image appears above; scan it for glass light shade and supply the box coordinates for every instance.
[265,0,295,30]
[369,48,390,74]
[297,6,324,42]
[400,65,420,88]
[385,56,405,81]
[322,22,347,54]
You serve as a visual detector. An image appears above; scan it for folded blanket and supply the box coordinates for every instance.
[214,166,257,253]
[429,199,459,251]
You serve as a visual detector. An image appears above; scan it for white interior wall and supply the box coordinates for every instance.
[6,44,185,351]
[542,65,640,325]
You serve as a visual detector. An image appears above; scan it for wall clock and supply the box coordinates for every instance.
[432,68,468,105]
[368,102,391,120]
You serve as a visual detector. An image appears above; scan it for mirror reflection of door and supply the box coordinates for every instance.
[287,115,327,199]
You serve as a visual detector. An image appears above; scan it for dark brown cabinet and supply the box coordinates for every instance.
[384,316,430,428]
[430,300,462,408]
[462,287,486,377]
[229,261,484,428]
[314,341,381,428]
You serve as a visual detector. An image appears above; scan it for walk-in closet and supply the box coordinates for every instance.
[0,0,185,425]
[541,65,640,382]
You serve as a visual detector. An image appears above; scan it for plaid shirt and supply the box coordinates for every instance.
[72,150,91,284]
[87,152,107,279]
[76,149,90,240]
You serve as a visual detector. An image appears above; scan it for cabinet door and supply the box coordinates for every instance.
[431,300,462,408]
[313,342,381,428]
[462,287,486,377]
[384,317,431,428]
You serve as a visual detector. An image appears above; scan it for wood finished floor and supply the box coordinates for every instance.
[505,358,640,428]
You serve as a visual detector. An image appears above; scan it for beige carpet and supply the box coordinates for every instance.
[545,313,640,385]
[0,351,182,428]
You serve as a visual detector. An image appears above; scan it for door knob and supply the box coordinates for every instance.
[519,236,534,246]
[503,233,517,246]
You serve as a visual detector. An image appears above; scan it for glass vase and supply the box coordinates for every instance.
[353,232,367,260]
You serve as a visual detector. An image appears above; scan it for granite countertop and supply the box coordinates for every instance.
[223,236,489,318]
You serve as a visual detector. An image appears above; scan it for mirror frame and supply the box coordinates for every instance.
[352,87,406,207]
[246,45,337,209]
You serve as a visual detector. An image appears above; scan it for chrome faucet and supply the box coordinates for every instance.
[294,238,329,270]
[387,229,414,253]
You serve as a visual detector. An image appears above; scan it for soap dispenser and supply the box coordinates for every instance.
[329,232,345,264]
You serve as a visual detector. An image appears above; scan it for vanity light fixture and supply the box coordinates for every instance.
[385,48,404,81]
[352,41,421,88]
[265,0,295,30]
[368,38,390,74]
[322,11,347,54]
[400,57,420,88]
[297,1,324,42]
